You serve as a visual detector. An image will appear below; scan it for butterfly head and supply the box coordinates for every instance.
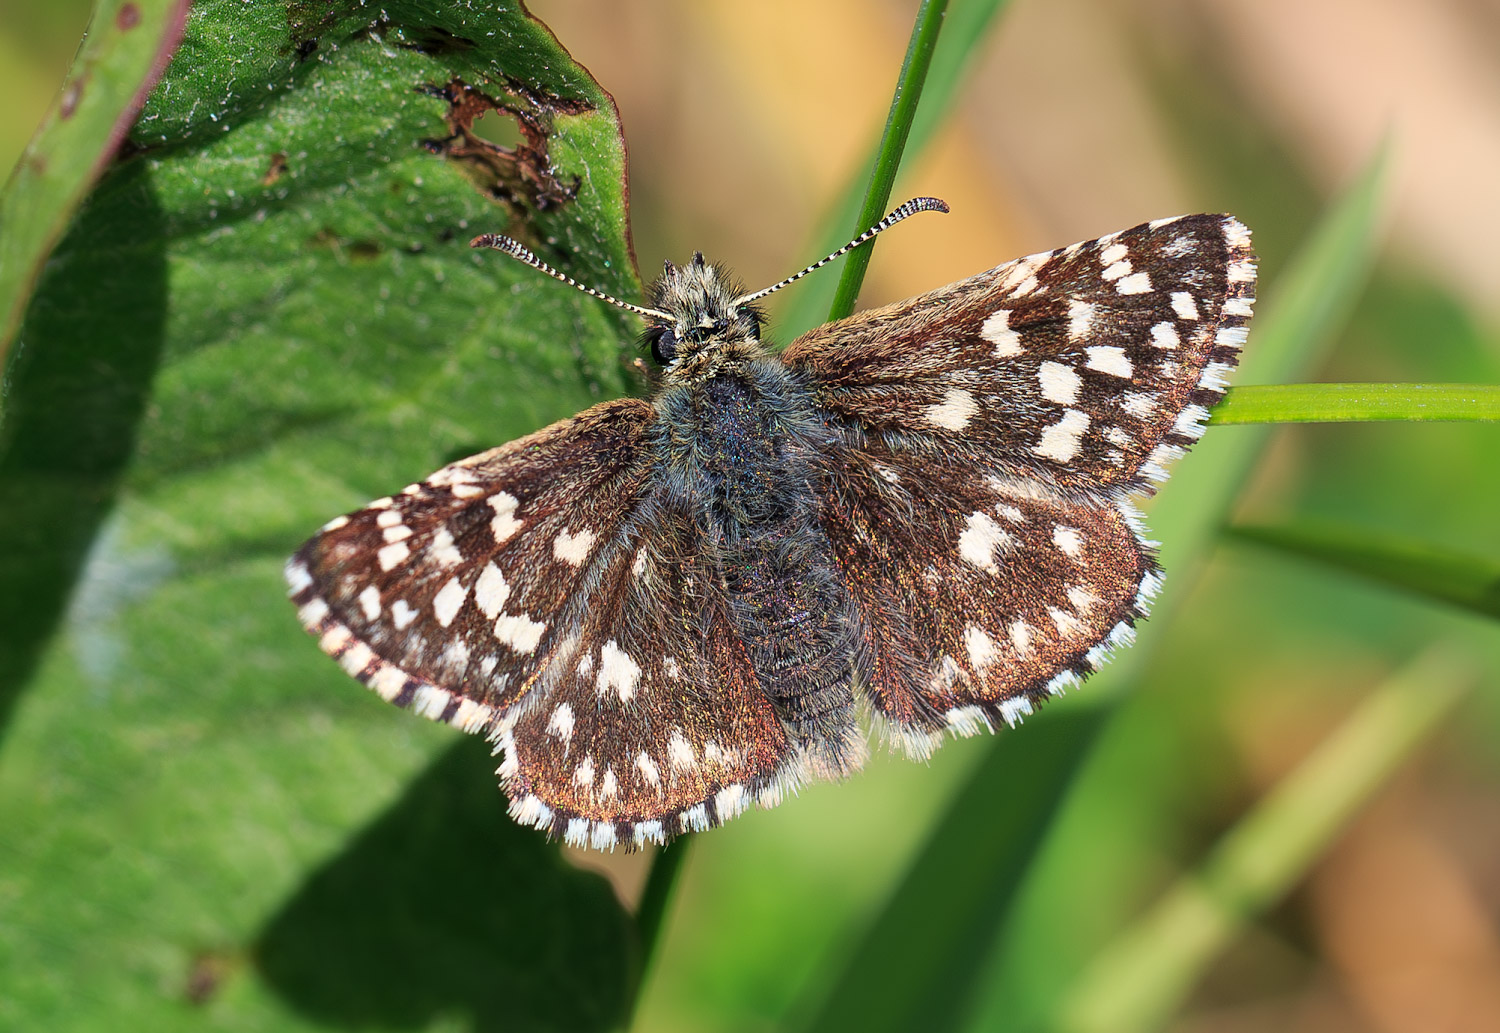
[641,252,765,372]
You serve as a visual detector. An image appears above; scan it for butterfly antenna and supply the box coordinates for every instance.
[733,196,949,306]
[471,234,672,320]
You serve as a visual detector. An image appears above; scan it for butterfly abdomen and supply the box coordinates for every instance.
[657,361,863,772]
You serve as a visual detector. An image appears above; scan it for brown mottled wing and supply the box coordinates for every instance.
[788,216,1253,745]
[783,215,1255,492]
[816,444,1157,751]
[496,499,798,849]
[286,399,797,847]
[286,399,660,732]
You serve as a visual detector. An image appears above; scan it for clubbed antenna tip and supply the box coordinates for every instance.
[733,197,950,306]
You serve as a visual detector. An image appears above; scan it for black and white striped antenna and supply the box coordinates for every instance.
[733,196,949,306]
[470,233,672,320]
[471,195,947,319]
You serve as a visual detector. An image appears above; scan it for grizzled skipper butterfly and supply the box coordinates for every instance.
[286,198,1255,851]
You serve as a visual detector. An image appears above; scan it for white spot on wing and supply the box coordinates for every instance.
[958,511,1011,574]
[1116,272,1153,295]
[597,639,642,701]
[377,541,410,572]
[1037,361,1081,405]
[1049,606,1083,637]
[1100,242,1129,265]
[1034,409,1090,462]
[1101,260,1131,281]
[376,510,403,529]
[1171,292,1199,320]
[391,599,417,630]
[924,388,979,431]
[635,751,660,787]
[1122,392,1157,419]
[573,755,595,787]
[489,491,523,544]
[432,576,466,627]
[1067,299,1096,340]
[1052,525,1084,558]
[1149,322,1180,349]
[1009,621,1033,657]
[547,702,575,742]
[358,585,381,621]
[320,515,350,533]
[552,528,597,567]
[429,525,463,568]
[474,563,510,618]
[982,309,1022,357]
[964,625,998,672]
[1223,298,1254,318]
[1087,346,1134,378]
[494,612,546,653]
[668,731,696,771]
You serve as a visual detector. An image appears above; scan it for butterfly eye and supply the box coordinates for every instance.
[650,328,678,365]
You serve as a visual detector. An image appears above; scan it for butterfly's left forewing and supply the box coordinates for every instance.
[783,214,1254,493]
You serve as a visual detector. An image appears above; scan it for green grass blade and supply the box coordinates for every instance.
[0,0,191,370]
[780,0,1014,338]
[824,0,949,323]
[627,838,694,1029]
[1056,646,1476,1033]
[1230,524,1500,620]
[793,707,1109,1033]
[1213,383,1500,423]
[951,149,1392,1033]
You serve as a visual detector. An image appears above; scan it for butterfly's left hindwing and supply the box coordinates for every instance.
[814,443,1157,752]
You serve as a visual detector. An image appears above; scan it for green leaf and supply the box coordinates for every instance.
[1055,646,1475,1033]
[1213,382,1500,423]
[1230,523,1500,620]
[0,0,191,365]
[0,1,638,1028]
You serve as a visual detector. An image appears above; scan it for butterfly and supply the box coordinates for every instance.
[286,197,1255,851]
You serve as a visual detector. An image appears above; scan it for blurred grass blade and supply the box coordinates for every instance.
[1213,383,1500,423]
[1230,524,1500,620]
[949,152,1391,1032]
[627,838,694,1029]
[824,0,948,323]
[1056,646,1476,1033]
[793,708,1108,1033]
[0,0,191,368]
[781,0,1014,337]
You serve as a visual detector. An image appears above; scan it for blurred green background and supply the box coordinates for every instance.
[2,2,1497,1032]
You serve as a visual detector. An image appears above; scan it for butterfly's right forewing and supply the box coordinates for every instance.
[287,399,659,730]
